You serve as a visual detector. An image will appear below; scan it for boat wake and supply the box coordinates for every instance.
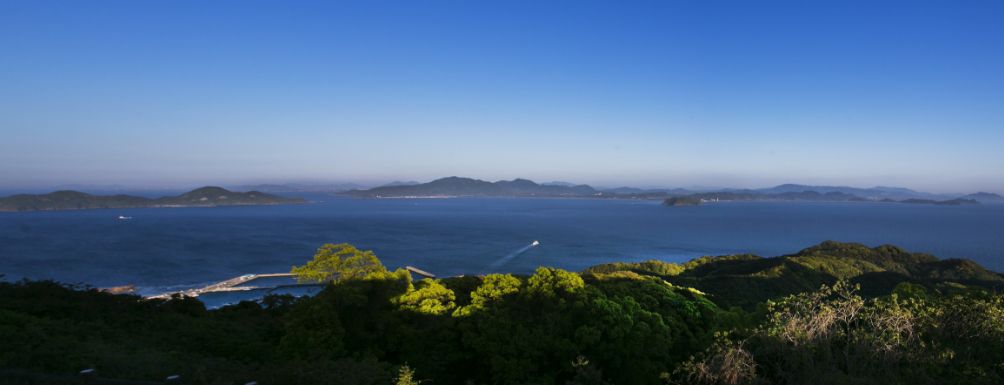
[487,240,540,270]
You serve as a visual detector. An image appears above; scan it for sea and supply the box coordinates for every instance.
[2,196,1003,298]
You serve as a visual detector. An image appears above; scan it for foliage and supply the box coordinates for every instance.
[671,281,1004,385]
[567,356,612,385]
[595,241,1004,309]
[2,241,1003,385]
[291,243,387,283]
[583,259,685,277]
[527,267,585,296]
[394,364,423,385]
[395,279,456,315]
[452,273,521,316]
[662,196,702,206]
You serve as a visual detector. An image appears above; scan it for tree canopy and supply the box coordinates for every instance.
[2,241,1002,385]
[291,243,387,283]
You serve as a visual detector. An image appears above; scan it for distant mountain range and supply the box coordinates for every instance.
[379,180,421,187]
[962,192,1004,201]
[342,177,1002,205]
[665,192,980,206]
[748,184,947,200]
[344,177,596,198]
[236,182,367,193]
[5,179,999,210]
[0,187,305,212]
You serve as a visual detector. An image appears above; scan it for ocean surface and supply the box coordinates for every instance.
[2,197,1004,296]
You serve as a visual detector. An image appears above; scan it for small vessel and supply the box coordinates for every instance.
[117,215,132,220]
[531,240,540,246]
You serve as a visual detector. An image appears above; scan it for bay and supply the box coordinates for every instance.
[1,197,1002,295]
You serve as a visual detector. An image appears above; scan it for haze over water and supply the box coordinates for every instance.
[3,2,1004,193]
[2,2,1003,301]
[2,197,1002,294]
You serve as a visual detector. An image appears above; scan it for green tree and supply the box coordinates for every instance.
[396,279,457,315]
[527,267,585,298]
[395,364,423,385]
[277,299,346,360]
[672,281,1004,385]
[291,243,387,283]
[453,273,521,316]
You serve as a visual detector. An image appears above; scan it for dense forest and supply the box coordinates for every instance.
[1,242,1002,384]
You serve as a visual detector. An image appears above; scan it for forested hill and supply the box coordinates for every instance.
[0,186,305,212]
[344,176,598,197]
[586,240,1004,308]
[1,241,1002,384]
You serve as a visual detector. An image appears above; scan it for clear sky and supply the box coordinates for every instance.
[1,0,1002,193]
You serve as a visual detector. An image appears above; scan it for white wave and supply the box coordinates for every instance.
[487,241,540,270]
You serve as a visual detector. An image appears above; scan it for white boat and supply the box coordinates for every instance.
[531,240,540,246]
[117,215,132,220]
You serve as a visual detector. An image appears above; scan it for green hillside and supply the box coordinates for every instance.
[585,241,1004,308]
[1,241,1002,384]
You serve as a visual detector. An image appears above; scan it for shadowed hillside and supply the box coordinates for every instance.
[1,241,1002,384]
[585,241,1004,308]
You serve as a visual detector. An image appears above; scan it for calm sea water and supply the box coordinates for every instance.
[2,197,1003,295]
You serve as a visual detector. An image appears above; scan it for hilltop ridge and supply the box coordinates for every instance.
[344,176,598,198]
[342,176,997,205]
[0,187,305,212]
[585,240,1004,308]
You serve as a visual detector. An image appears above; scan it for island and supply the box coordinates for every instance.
[343,176,599,198]
[344,176,994,207]
[662,196,703,206]
[0,186,305,212]
[900,198,980,206]
[962,192,1004,201]
[663,192,981,207]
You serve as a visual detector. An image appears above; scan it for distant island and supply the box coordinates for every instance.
[962,192,1004,201]
[663,193,980,207]
[900,198,981,206]
[661,196,703,206]
[343,176,597,198]
[343,176,994,206]
[0,186,305,212]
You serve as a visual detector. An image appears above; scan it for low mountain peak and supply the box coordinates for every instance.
[182,186,233,197]
[498,178,538,186]
[48,190,94,198]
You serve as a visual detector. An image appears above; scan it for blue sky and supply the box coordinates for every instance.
[1,0,1002,192]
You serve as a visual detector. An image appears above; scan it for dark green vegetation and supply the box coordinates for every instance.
[676,281,1004,385]
[0,187,305,212]
[662,196,703,206]
[1,242,1002,384]
[587,241,1004,309]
